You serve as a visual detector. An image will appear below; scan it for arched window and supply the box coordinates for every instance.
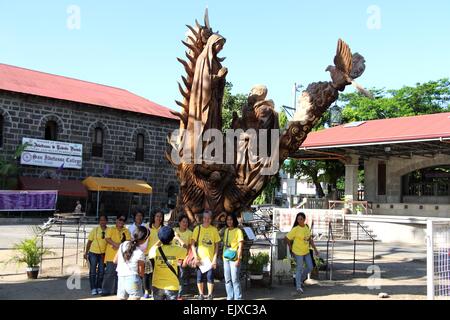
[135,133,145,162]
[45,120,58,141]
[92,127,103,157]
[0,114,3,148]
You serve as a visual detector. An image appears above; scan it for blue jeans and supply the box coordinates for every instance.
[88,252,105,291]
[295,253,313,290]
[102,262,118,295]
[178,265,189,296]
[223,259,242,300]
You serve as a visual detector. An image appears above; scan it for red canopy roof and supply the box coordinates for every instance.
[301,112,450,149]
[0,63,177,120]
[19,177,88,198]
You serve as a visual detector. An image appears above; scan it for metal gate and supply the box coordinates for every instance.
[427,220,450,300]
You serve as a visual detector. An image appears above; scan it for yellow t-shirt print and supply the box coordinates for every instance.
[191,225,221,261]
[152,245,187,291]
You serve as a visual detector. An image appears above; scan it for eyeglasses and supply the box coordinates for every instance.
[118,218,126,222]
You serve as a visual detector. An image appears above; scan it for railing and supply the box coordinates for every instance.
[329,200,373,214]
[299,198,328,210]
[353,222,376,275]
[326,221,335,280]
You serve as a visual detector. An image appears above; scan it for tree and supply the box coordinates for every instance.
[0,144,29,189]
[340,78,449,122]
[221,82,247,131]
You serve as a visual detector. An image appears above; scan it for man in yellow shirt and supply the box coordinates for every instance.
[101,214,131,296]
[152,226,187,300]
[285,212,319,295]
[191,211,221,300]
[84,215,108,296]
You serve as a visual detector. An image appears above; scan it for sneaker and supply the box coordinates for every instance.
[207,294,213,300]
[91,289,98,296]
[297,288,304,294]
[97,288,103,295]
[143,293,150,299]
[195,294,204,300]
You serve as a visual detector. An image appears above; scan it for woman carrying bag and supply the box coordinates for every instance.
[285,212,319,295]
[222,213,244,300]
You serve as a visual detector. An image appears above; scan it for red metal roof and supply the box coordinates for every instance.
[301,112,450,149]
[0,63,177,120]
[19,176,88,198]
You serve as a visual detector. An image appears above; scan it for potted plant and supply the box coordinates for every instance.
[248,252,270,280]
[8,237,53,279]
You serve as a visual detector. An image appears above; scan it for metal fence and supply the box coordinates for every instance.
[427,220,450,300]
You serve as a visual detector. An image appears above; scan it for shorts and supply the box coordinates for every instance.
[117,275,143,300]
[196,268,214,284]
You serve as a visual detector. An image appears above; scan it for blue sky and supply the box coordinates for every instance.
[0,0,449,114]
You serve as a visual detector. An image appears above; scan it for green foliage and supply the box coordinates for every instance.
[252,174,281,205]
[7,237,53,268]
[0,143,30,189]
[248,252,270,274]
[278,109,289,130]
[340,79,449,122]
[222,82,247,131]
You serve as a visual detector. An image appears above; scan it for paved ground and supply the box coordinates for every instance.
[0,224,427,300]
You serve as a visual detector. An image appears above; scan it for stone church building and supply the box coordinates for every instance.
[0,63,179,216]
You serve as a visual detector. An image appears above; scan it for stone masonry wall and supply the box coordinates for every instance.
[0,90,179,216]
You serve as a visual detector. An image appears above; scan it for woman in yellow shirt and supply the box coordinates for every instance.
[222,213,244,300]
[174,214,192,298]
[191,211,221,300]
[84,215,108,296]
[285,212,319,295]
[143,210,164,299]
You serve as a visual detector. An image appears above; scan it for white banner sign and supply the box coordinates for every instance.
[22,137,82,157]
[20,151,82,169]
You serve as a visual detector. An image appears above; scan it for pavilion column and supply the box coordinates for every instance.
[344,154,359,208]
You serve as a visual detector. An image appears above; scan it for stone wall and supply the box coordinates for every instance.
[364,154,450,205]
[0,90,179,216]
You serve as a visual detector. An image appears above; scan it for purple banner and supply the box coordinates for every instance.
[0,190,58,211]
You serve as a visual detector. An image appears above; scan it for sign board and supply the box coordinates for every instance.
[0,190,58,211]
[21,137,82,169]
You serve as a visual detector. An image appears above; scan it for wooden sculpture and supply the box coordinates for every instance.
[166,11,367,223]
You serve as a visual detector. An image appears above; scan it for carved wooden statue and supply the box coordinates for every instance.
[166,11,368,223]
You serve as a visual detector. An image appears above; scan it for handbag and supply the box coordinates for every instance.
[184,225,201,268]
[223,229,237,261]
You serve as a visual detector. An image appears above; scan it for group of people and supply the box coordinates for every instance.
[84,210,244,300]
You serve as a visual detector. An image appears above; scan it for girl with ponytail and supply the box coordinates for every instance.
[113,226,149,300]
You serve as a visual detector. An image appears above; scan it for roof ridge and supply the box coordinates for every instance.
[0,62,131,93]
[341,111,450,126]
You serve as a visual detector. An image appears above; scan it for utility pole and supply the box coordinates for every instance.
[292,83,303,113]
